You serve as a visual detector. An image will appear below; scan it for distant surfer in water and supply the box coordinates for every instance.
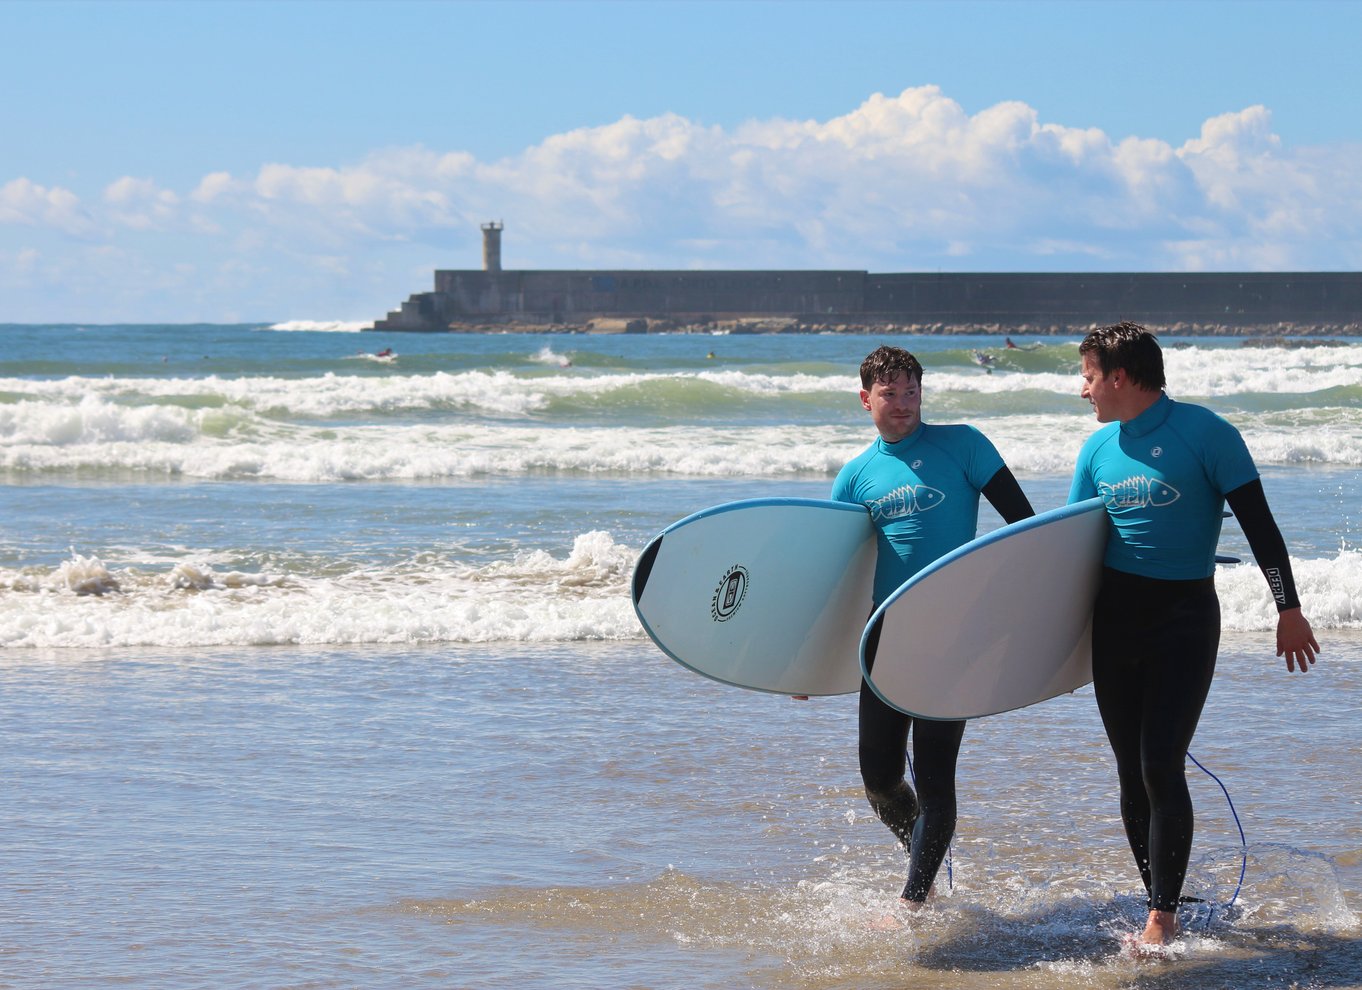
[1070,322,1319,948]
[829,345,1034,914]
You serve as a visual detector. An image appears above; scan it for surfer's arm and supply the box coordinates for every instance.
[1226,480,1300,610]
[1224,479,1320,673]
[981,467,1035,525]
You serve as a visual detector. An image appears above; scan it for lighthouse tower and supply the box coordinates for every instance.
[481,221,504,272]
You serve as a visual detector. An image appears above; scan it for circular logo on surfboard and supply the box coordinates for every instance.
[711,564,749,622]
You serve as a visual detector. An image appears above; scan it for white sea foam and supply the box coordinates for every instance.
[2,351,1358,422]
[1241,427,1362,467]
[1165,344,1362,396]
[0,371,584,417]
[4,405,1360,480]
[3,540,1359,650]
[50,552,120,595]
[3,345,1360,481]
[531,345,574,368]
[1217,551,1362,632]
[0,533,639,649]
[0,419,868,480]
[266,320,370,333]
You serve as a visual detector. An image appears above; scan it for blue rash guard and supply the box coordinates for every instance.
[1068,394,1259,580]
[1069,393,1265,914]
[832,423,1005,605]
[832,420,1006,904]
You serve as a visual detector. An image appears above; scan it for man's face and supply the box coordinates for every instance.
[861,371,922,443]
[1080,351,1119,422]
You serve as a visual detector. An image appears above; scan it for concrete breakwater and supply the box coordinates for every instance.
[448,316,1361,339]
[370,268,1362,336]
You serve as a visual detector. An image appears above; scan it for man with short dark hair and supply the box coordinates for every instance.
[1070,322,1319,946]
[832,345,1034,910]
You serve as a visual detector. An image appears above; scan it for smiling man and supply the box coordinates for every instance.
[830,345,1033,912]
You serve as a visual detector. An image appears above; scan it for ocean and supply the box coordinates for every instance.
[1,322,1359,989]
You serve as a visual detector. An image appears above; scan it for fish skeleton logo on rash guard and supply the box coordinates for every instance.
[1098,475,1181,510]
[867,484,946,522]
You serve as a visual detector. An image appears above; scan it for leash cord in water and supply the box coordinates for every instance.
[1187,750,1248,930]
[906,751,953,890]
[906,749,1241,912]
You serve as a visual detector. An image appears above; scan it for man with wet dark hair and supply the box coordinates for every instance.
[858,345,924,392]
[832,344,1033,911]
[1071,322,1319,947]
[1078,321,1166,391]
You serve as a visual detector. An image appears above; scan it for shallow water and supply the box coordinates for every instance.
[2,324,1359,987]
[2,633,1357,989]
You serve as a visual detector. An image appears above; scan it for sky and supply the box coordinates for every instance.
[2,0,1361,323]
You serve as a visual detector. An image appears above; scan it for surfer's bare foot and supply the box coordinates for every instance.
[869,896,925,930]
[1141,909,1177,945]
[868,910,903,931]
[1120,910,1177,957]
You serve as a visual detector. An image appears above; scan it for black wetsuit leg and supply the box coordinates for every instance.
[858,677,916,845]
[1091,568,1219,913]
[858,677,965,903]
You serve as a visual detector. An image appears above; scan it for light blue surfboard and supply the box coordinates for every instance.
[862,497,1108,720]
[633,498,876,696]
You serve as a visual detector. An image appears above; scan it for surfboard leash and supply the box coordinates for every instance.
[1186,750,1248,931]
[909,751,1242,920]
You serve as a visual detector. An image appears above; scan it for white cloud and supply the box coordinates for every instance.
[0,246,43,290]
[245,160,461,243]
[0,178,101,237]
[3,86,1361,320]
[103,176,180,230]
[191,171,241,203]
[1167,107,1362,266]
[104,176,173,205]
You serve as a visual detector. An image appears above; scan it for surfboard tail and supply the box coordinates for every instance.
[632,536,662,604]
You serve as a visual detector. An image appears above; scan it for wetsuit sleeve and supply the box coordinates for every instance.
[1225,479,1302,611]
[981,466,1035,525]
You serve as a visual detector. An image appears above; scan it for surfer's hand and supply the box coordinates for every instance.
[1276,608,1319,673]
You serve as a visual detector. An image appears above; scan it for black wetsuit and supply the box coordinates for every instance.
[852,466,1034,901]
[1071,393,1303,912]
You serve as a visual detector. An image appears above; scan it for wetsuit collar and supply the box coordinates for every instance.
[877,422,925,452]
[1120,392,1173,438]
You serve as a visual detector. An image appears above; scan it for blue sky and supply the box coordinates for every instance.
[3,0,1360,322]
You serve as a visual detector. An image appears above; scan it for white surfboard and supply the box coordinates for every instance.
[862,497,1108,720]
[633,498,876,696]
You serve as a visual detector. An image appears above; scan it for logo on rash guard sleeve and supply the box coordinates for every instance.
[1098,475,1181,510]
[868,484,946,522]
